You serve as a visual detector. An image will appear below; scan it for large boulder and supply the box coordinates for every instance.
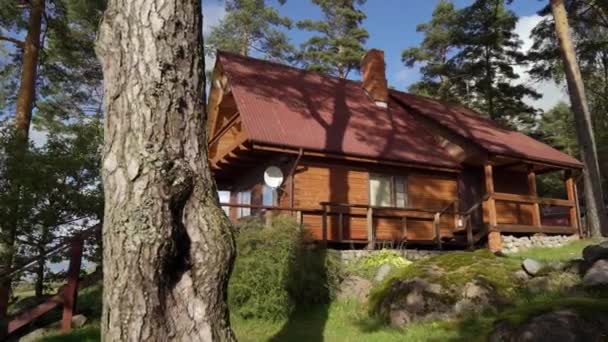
[337,275,372,302]
[582,242,608,264]
[374,278,449,328]
[454,280,499,315]
[490,309,608,342]
[582,259,608,287]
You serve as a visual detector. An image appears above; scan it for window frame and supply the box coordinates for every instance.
[369,173,408,208]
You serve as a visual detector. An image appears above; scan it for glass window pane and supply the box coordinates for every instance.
[263,185,275,206]
[370,174,392,207]
[237,191,251,218]
[395,176,407,208]
[218,191,230,215]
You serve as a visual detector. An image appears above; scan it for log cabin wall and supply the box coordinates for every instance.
[292,158,459,242]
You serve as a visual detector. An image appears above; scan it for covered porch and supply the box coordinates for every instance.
[482,155,582,252]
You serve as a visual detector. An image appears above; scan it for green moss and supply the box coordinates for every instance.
[369,250,521,318]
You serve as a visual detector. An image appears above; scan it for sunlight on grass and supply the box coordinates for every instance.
[508,238,602,262]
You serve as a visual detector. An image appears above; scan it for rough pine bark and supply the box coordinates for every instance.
[550,0,608,236]
[14,0,45,140]
[95,0,236,340]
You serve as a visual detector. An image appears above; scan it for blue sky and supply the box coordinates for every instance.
[203,0,566,111]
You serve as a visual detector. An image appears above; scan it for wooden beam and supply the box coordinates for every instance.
[528,165,542,227]
[62,237,83,332]
[565,171,579,230]
[322,204,328,244]
[493,193,573,207]
[485,163,501,252]
[251,143,461,173]
[338,212,344,242]
[366,207,374,250]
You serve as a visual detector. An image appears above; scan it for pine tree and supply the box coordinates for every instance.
[297,0,369,78]
[403,0,540,128]
[548,0,608,236]
[96,0,236,339]
[205,0,293,61]
[402,0,461,102]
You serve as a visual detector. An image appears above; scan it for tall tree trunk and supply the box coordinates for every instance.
[550,0,608,236]
[14,0,45,140]
[96,0,236,341]
[0,1,45,335]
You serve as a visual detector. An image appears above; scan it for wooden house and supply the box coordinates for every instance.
[207,49,584,252]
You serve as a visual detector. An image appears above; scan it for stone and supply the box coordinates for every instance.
[513,270,530,282]
[489,309,608,342]
[374,263,393,283]
[71,314,88,328]
[19,314,88,342]
[582,243,608,264]
[583,259,608,287]
[376,278,449,328]
[337,275,372,302]
[563,259,586,275]
[522,258,545,276]
[454,280,498,315]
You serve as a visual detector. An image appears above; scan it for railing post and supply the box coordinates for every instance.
[321,204,328,245]
[565,171,579,232]
[338,212,344,242]
[366,207,374,250]
[62,237,84,332]
[466,215,473,250]
[433,212,442,250]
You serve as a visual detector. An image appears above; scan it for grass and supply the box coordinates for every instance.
[508,238,603,262]
[27,239,608,341]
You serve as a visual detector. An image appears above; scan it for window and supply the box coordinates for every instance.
[369,174,407,208]
[262,185,276,206]
[218,191,231,216]
[236,191,251,218]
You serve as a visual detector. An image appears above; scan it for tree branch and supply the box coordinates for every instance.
[0,35,25,48]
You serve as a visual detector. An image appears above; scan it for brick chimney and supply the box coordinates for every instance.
[361,49,389,108]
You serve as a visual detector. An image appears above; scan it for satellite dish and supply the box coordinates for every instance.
[264,166,284,189]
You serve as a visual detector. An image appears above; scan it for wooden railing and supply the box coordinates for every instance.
[0,225,100,338]
[488,192,578,234]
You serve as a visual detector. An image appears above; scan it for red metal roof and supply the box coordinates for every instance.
[217,51,582,170]
[390,92,583,168]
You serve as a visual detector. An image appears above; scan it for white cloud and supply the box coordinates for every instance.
[514,14,568,112]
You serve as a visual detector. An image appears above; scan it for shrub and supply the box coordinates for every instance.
[228,216,341,321]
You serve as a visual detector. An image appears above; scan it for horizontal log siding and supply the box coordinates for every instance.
[294,162,458,241]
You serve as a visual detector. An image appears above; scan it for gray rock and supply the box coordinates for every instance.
[374,263,393,283]
[489,309,608,342]
[513,270,530,282]
[454,280,497,315]
[526,276,550,294]
[19,314,88,342]
[337,275,372,302]
[522,258,545,276]
[583,259,608,287]
[582,244,608,264]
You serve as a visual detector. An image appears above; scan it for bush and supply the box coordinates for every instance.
[228,216,341,321]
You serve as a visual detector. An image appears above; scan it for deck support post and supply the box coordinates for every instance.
[528,165,542,227]
[485,163,501,252]
[321,204,328,245]
[466,216,474,250]
[61,237,83,332]
[366,207,375,250]
[433,212,442,250]
[565,170,580,235]
[338,212,344,242]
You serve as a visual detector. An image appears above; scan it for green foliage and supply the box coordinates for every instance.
[205,0,293,61]
[529,1,608,193]
[403,0,539,129]
[228,216,341,320]
[347,250,412,279]
[296,0,369,78]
